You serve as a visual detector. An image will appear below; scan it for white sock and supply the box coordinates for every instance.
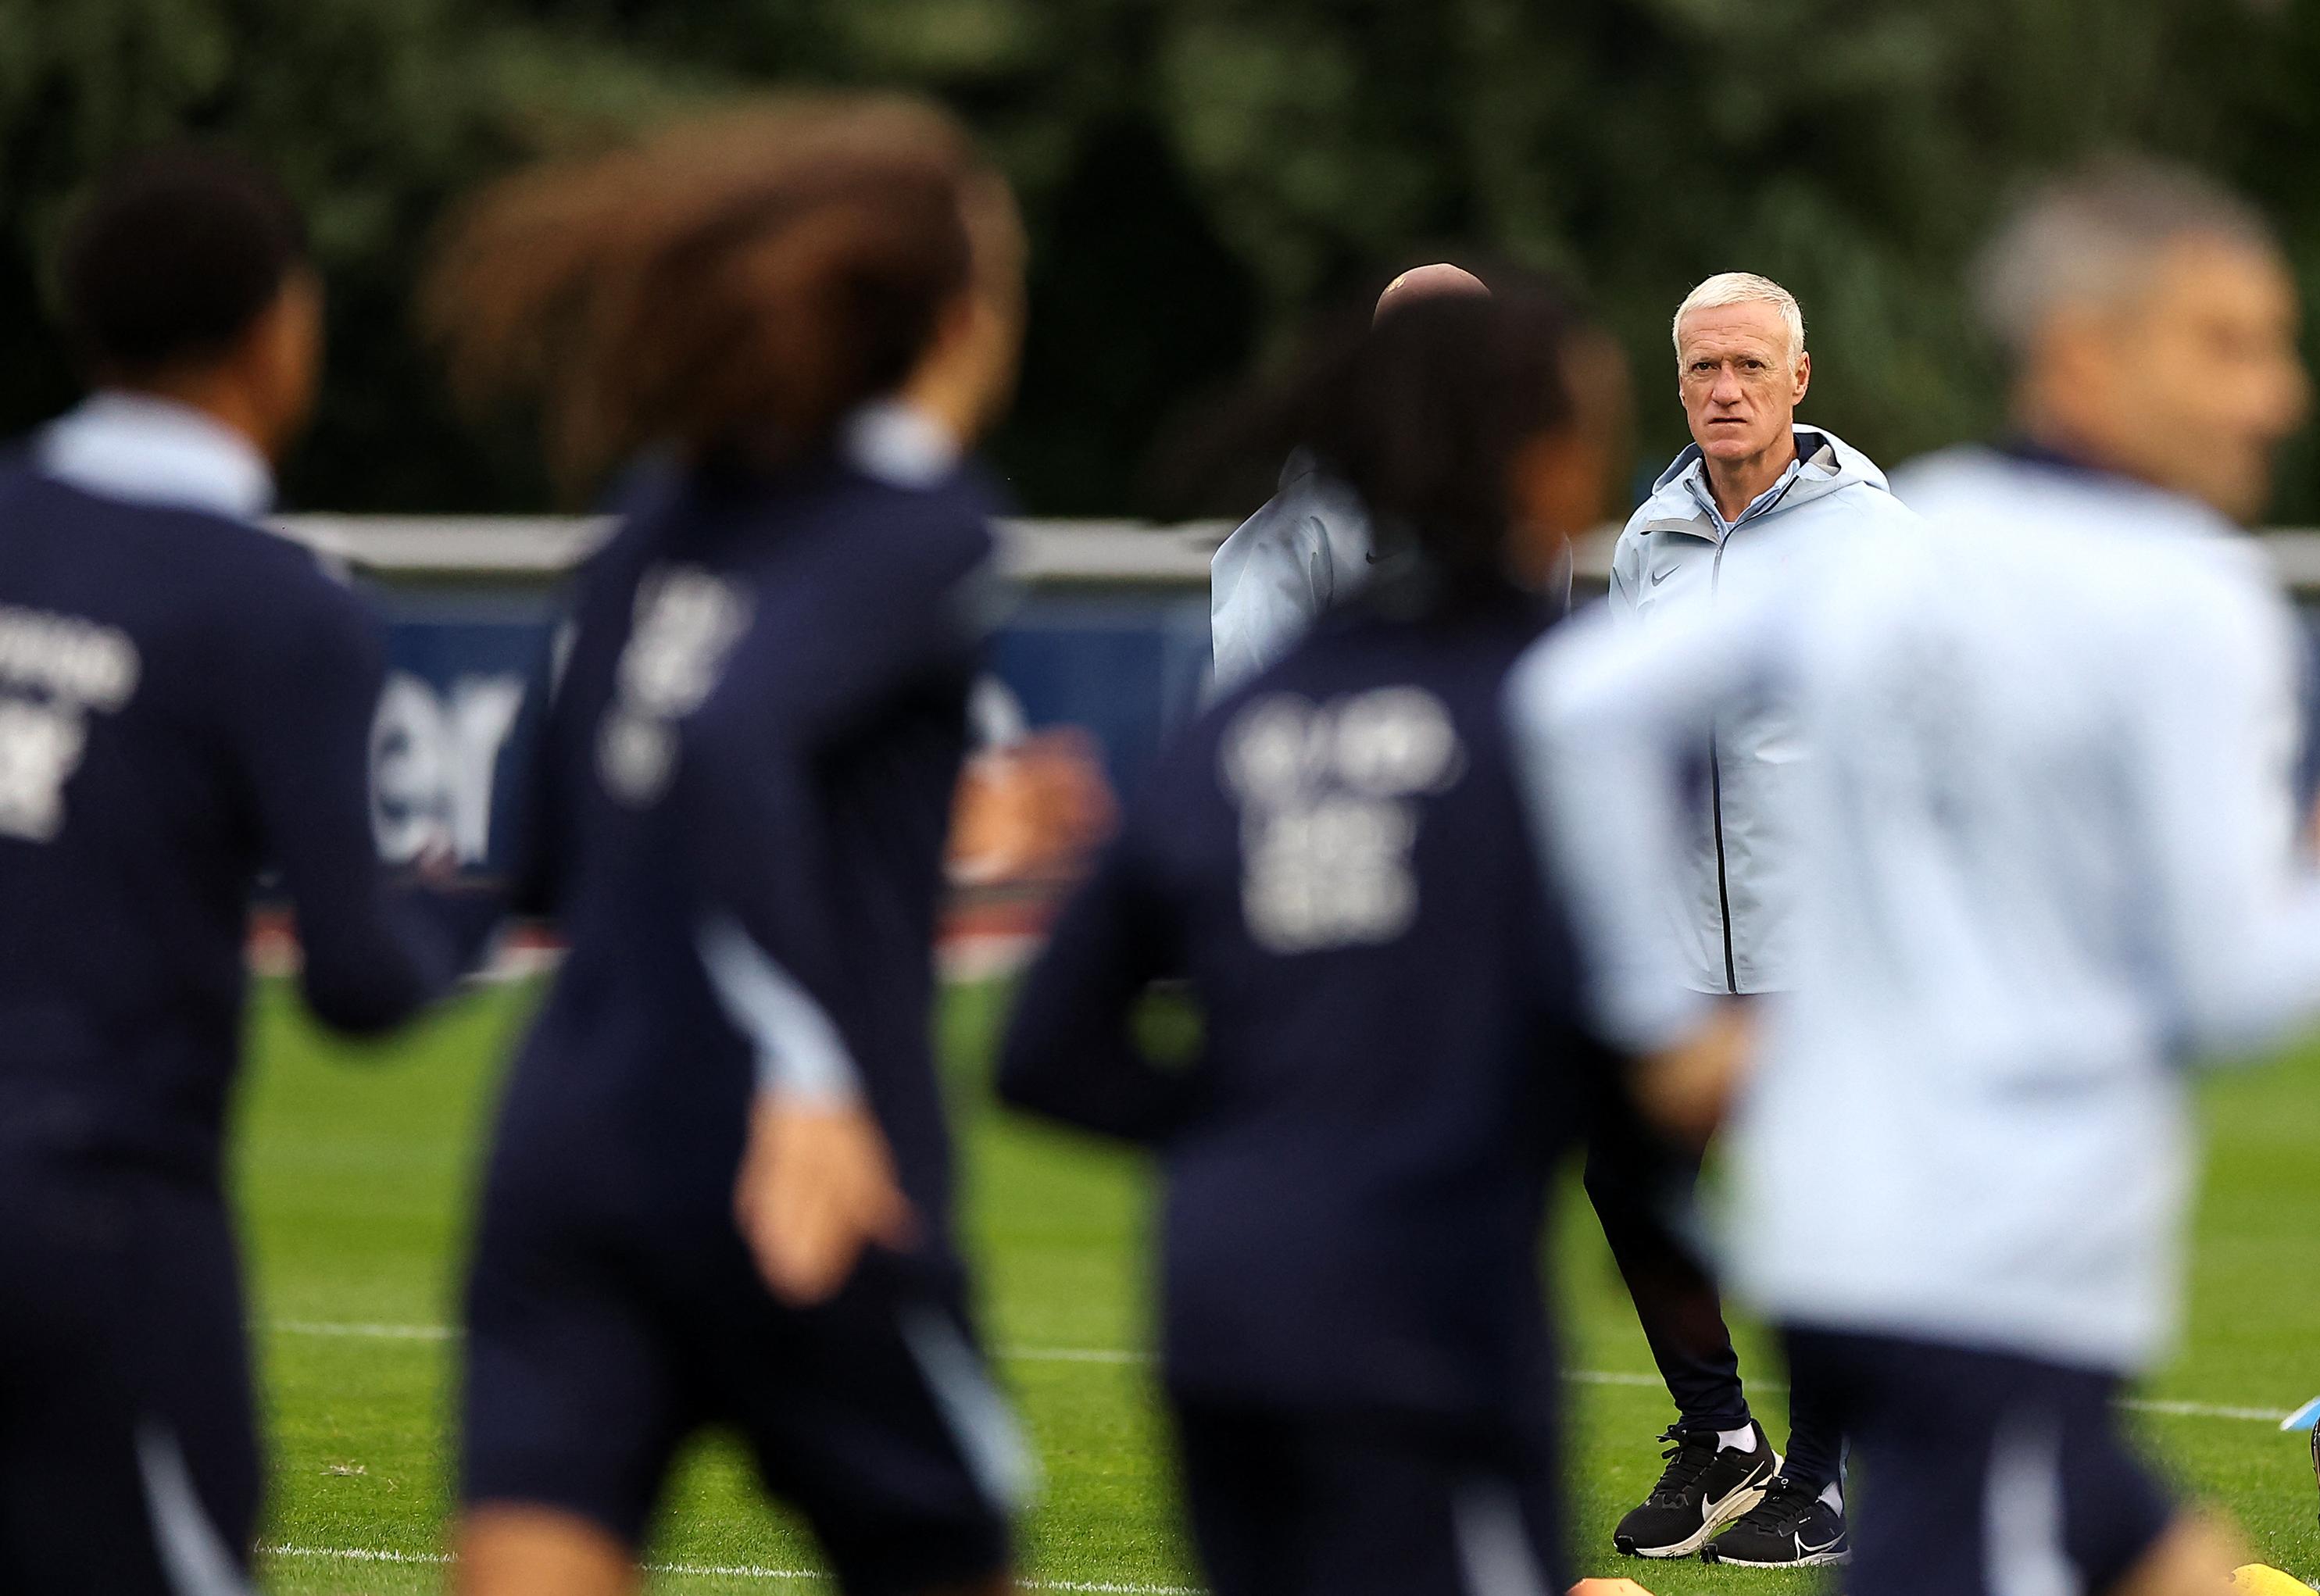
[1818,1480,1844,1512]
[1717,1424,1757,1453]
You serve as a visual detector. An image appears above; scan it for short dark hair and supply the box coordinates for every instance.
[59,145,307,377]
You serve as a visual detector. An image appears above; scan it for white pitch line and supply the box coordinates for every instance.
[270,1319,456,1341]
[266,1548,446,1565]
[2122,1397,2292,1423]
[1554,1371,2286,1424]
[1005,1346,1148,1364]
[266,1323,1143,1362]
[1561,1374,2288,1424]
[263,1544,1202,1592]
[262,1323,2294,1423]
[1563,1369,1673,1389]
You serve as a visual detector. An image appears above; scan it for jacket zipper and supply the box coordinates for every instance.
[1697,465,1805,996]
[1707,537,1739,994]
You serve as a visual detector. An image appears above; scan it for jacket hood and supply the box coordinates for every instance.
[1639,425,1889,530]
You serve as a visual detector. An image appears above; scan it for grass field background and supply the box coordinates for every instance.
[236,977,2320,1594]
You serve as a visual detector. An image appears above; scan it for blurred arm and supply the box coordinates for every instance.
[684,534,999,1302]
[2132,581,2320,1060]
[491,616,572,923]
[685,539,999,1106]
[1210,480,1338,691]
[996,821,1194,1142]
[1504,593,1784,1058]
[1626,1000,1757,1151]
[245,581,467,1035]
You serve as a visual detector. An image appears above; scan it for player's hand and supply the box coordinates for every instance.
[734,1089,918,1306]
[1569,1580,1657,1595]
[1634,1000,1757,1149]
[947,726,1118,887]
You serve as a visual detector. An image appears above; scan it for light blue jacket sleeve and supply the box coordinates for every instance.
[1210,457,1372,692]
[2127,569,2320,1061]
[1605,520,1646,628]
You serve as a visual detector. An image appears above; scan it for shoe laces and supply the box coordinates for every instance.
[1643,1425,1724,1506]
[1741,1476,1820,1535]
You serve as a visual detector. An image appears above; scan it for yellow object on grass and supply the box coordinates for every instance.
[2230,1564,2314,1594]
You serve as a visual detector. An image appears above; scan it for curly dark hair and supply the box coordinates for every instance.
[424,96,993,488]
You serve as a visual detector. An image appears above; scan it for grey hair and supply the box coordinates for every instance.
[1972,157,2278,361]
[1671,272,1806,366]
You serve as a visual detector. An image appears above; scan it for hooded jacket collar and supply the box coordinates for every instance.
[1639,425,1889,542]
[37,392,274,520]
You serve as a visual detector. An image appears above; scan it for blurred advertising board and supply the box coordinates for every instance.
[291,517,2320,978]
[310,519,1222,978]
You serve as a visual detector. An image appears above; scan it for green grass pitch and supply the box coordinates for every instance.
[237,977,2320,1594]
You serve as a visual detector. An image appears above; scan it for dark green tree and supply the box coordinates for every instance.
[2,0,2316,516]
[0,0,708,509]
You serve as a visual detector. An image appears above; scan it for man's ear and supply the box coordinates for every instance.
[1566,329,1634,487]
[238,269,324,462]
[1791,349,1813,405]
[1508,427,1613,576]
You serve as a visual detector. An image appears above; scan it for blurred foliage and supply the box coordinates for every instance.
[5,0,2320,516]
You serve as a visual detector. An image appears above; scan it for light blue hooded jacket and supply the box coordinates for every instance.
[1210,451,1572,694]
[1607,425,1921,994]
[1209,452,1374,692]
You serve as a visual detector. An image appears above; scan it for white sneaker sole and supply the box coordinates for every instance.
[1618,1474,1777,1559]
[1704,1549,1853,1569]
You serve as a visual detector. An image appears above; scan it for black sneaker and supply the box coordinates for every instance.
[1612,1421,1778,1559]
[1702,1475,1851,1568]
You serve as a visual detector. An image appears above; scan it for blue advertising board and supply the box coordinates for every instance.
[363,581,1214,873]
[366,575,2320,878]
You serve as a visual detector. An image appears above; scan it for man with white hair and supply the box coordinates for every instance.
[1588,272,1918,1568]
[1520,160,2311,1596]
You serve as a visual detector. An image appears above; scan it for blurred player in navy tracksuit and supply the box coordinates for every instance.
[424,101,1035,1596]
[999,283,1650,1596]
[0,149,480,1591]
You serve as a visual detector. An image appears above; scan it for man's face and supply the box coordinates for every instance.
[2061,238,2308,523]
[243,267,324,462]
[1506,330,1633,586]
[1675,302,1810,465]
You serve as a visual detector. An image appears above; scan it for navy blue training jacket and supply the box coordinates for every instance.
[483,447,1001,1284]
[999,585,1608,1423]
[0,464,467,1187]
